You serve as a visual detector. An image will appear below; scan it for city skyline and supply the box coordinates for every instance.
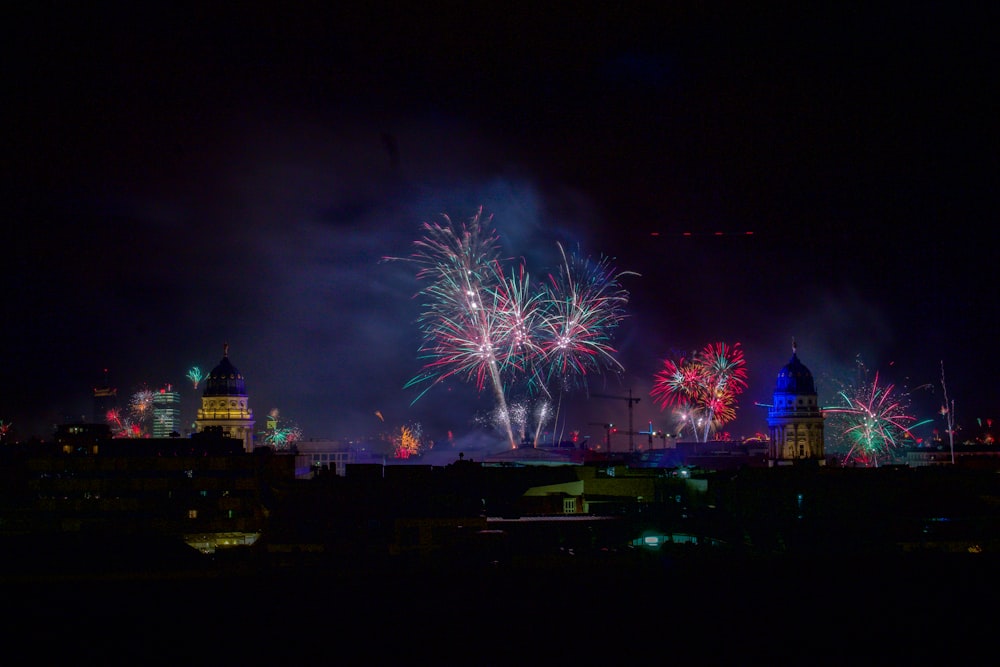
[5,5,996,448]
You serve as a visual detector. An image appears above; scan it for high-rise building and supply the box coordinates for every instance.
[93,368,118,424]
[152,385,181,438]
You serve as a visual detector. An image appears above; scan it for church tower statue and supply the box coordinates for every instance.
[766,339,825,465]
[195,343,255,452]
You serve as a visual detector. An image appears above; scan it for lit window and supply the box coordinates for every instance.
[188,510,198,519]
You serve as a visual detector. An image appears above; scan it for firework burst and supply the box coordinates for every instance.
[385,208,636,449]
[386,207,516,447]
[490,260,548,389]
[119,387,155,437]
[107,407,142,438]
[650,342,748,442]
[260,408,303,449]
[186,366,204,389]
[823,359,933,467]
[537,243,635,386]
[393,422,424,459]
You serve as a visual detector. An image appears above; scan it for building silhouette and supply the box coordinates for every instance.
[5,340,1000,664]
[92,368,117,425]
[3,425,288,554]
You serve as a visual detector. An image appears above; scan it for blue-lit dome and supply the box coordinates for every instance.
[775,345,816,396]
[203,344,247,397]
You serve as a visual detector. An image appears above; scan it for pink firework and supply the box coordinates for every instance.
[536,243,636,384]
[386,207,518,448]
[385,209,636,450]
[651,354,706,408]
[651,342,748,442]
[824,367,932,467]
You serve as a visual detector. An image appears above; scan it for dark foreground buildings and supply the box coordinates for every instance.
[2,344,998,662]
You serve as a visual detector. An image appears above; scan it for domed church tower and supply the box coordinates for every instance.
[195,343,255,452]
[766,339,825,465]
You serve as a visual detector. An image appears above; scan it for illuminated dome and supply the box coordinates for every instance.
[203,344,247,397]
[767,338,825,463]
[774,340,816,396]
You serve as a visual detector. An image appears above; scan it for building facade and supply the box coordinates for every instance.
[293,439,359,478]
[766,341,825,465]
[194,344,255,452]
[1,430,293,553]
[152,385,181,438]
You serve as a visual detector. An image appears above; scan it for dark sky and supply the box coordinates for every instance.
[5,4,998,451]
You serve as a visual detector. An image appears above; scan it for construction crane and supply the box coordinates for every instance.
[639,421,675,449]
[587,422,616,452]
[639,421,655,449]
[590,389,641,452]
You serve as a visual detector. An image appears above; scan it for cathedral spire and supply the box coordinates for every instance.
[223,342,229,358]
[792,336,797,356]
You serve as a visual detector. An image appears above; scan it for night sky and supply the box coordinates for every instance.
[5,4,997,452]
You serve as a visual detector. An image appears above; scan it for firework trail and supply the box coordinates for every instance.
[385,208,636,449]
[823,360,933,467]
[106,408,141,438]
[385,207,517,447]
[106,408,123,435]
[186,366,204,389]
[650,342,748,442]
[506,401,529,443]
[490,260,548,393]
[939,360,956,462]
[486,396,556,447]
[520,242,636,447]
[531,399,553,447]
[497,244,635,446]
[498,244,634,444]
